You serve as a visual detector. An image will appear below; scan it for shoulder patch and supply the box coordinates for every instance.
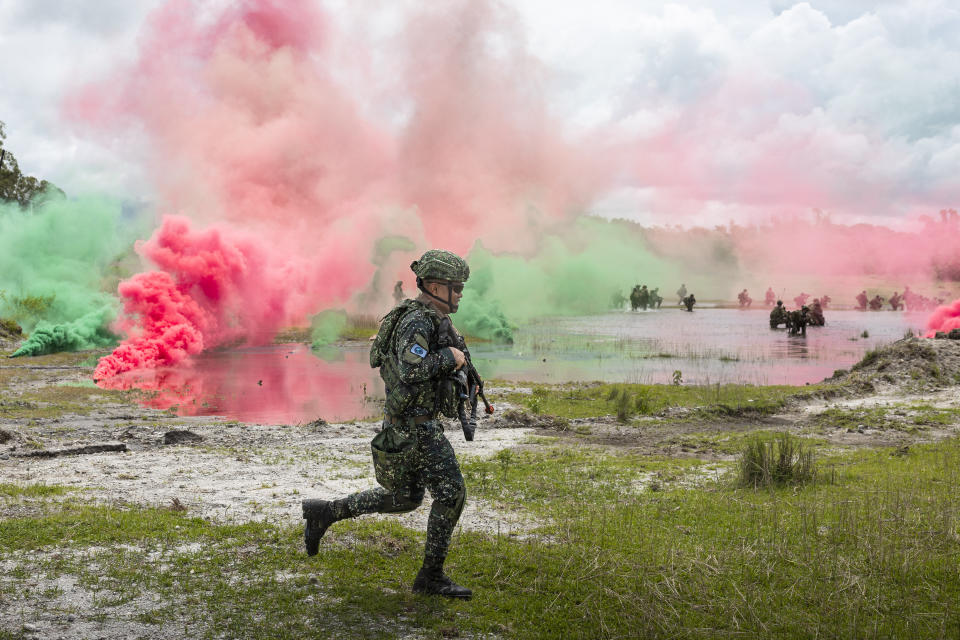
[402,343,428,363]
[411,344,428,358]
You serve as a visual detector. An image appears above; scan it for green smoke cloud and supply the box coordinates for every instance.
[310,309,348,347]
[11,308,117,357]
[457,217,719,340]
[0,193,146,354]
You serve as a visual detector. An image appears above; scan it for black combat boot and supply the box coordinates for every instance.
[302,499,337,556]
[412,566,472,599]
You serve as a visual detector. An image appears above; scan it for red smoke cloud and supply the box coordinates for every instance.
[69,0,607,376]
[95,215,368,378]
[98,345,380,423]
[926,300,960,336]
[69,0,959,378]
[68,0,599,254]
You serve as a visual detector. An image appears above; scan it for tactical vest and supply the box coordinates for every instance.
[370,300,457,418]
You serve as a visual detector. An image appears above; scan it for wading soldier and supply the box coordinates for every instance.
[301,250,473,599]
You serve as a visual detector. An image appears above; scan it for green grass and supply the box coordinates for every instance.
[0,483,72,498]
[736,432,818,488]
[0,503,240,551]
[811,403,960,433]
[507,382,825,421]
[0,384,134,419]
[3,440,960,638]
[664,429,830,456]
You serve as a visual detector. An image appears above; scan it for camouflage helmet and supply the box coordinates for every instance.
[410,249,470,283]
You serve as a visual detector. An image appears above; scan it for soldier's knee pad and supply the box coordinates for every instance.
[433,483,466,525]
[379,487,425,514]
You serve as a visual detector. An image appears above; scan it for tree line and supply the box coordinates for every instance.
[0,120,62,207]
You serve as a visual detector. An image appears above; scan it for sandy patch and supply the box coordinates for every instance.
[1,415,537,536]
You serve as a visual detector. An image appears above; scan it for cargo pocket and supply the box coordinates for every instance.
[371,423,417,492]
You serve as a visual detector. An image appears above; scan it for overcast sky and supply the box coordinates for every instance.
[1,0,959,226]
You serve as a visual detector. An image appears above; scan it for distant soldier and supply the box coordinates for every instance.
[650,287,663,308]
[630,285,642,311]
[855,291,868,311]
[788,306,809,336]
[902,286,915,311]
[820,294,831,309]
[610,290,627,310]
[738,289,752,308]
[638,285,650,310]
[764,287,776,306]
[393,281,405,305]
[682,293,696,312]
[769,300,788,328]
[677,283,687,305]
[809,299,825,326]
[869,294,884,310]
[793,292,810,308]
[889,291,902,311]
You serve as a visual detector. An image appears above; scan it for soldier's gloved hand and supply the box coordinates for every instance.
[450,347,466,370]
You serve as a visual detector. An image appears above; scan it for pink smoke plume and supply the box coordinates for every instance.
[97,345,380,422]
[926,299,960,336]
[67,0,609,376]
[67,0,601,255]
[68,0,960,380]
[94,270,204,380]
[95,215,368,378]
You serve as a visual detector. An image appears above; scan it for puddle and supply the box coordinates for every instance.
[98,343,382,424]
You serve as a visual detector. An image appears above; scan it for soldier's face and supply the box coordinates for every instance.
[428,281,464,313]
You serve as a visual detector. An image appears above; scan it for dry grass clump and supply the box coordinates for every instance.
[0,317,23,336]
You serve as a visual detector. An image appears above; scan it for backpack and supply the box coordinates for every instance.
[370,300,420,369]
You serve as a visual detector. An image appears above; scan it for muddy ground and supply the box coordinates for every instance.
[2,337,960,638]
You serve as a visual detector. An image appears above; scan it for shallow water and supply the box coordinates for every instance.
[470,307,923,387]
[102,344,382,424]
[104,307,925,423]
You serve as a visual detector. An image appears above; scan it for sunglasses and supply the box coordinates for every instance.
[434,281,464,294]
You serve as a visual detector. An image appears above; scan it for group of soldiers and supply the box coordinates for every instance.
[756,288,832,310]
[855,286,945,311]
[612,284,695,312]
[629,284,664,310]
[769,297,826,335]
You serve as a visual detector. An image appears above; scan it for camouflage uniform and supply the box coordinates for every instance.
[302,249,473,599]
[770,301,787,328]
[331,299,464,565]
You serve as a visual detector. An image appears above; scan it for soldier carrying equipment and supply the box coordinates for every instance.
[770,300,788,328]
[301,249,479,600]
[436,316,494,441]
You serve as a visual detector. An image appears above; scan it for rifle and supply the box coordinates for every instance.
[437,317,494,441]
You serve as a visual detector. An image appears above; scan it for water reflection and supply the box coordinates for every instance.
[781,334,810,359]
[469,308,921,386]
[98,344,382,424]
[98,308,924,423]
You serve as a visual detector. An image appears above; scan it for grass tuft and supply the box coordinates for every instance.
[737,432,817,488]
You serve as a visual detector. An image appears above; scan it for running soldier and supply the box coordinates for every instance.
[301,250,475,599]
